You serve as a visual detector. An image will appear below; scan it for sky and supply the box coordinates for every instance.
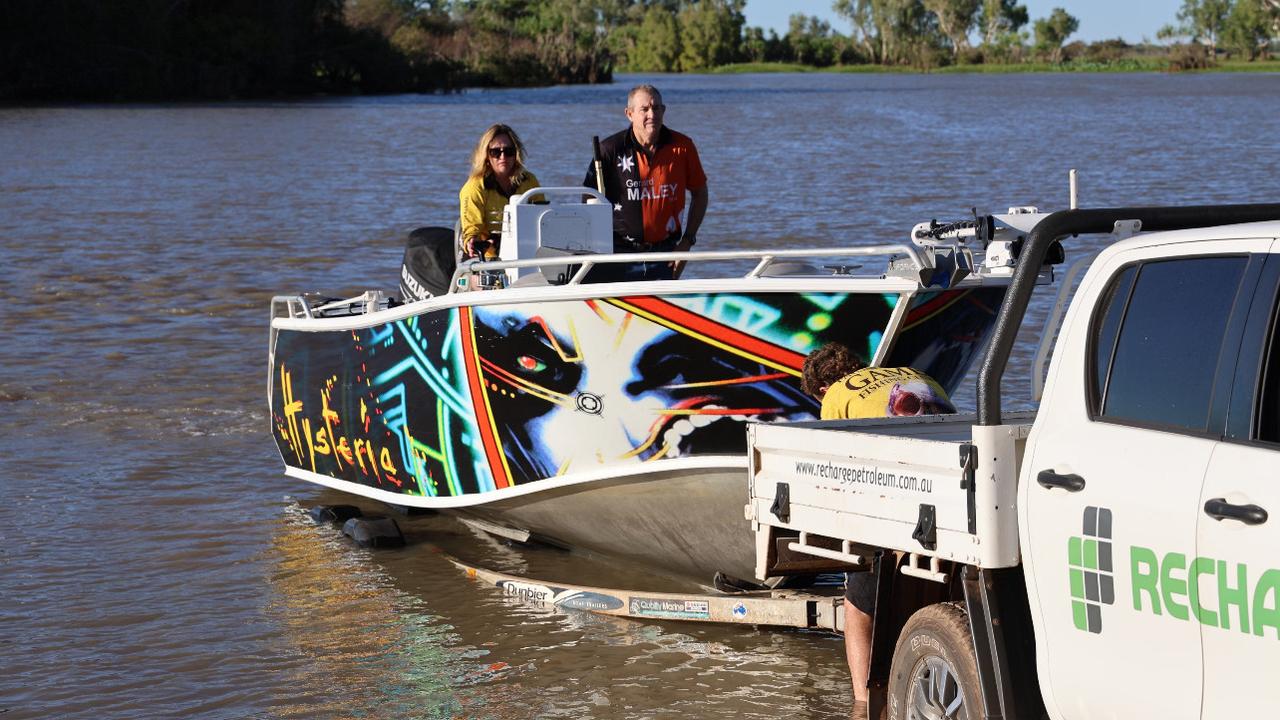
[743,0,1184,44]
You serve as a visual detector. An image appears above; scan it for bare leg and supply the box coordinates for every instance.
[845,597,872,703]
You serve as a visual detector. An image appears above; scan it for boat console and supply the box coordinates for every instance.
[497,187,613,287]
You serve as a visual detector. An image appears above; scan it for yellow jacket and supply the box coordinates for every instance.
[458,171,540,244]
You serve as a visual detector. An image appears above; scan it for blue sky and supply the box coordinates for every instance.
[743,0,1183,44]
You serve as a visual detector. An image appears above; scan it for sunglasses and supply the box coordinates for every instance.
[488,146,516,158]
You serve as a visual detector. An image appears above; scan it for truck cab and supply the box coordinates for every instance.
[1023,223,1280,720]
[748,205,1280,719]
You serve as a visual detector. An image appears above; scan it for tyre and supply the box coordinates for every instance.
[887,602,985,720]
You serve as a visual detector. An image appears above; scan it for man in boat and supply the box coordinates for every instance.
[800,342,955,720]
[583,84,708,281]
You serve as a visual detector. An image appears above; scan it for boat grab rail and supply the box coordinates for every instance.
[271,294,313,321]
[269,245,927,322]
[271,291,390,321]
[449,243,926,292]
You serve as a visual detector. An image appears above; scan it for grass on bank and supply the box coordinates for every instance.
[1215,59,1280,72]
[711,58,1280,75]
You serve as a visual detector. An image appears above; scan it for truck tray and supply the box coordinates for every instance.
[748,413,1034,580]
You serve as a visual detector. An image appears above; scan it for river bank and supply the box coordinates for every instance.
[712,59,1280,74]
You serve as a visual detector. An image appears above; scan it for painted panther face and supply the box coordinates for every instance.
[471,298,815,481]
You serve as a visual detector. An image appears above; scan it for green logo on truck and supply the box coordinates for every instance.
[1065,506,1280,638]
[1067,506,1116,633]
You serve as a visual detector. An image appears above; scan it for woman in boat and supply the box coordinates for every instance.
[459,124,540,259]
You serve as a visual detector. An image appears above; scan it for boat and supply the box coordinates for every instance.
[268,188,1055,584]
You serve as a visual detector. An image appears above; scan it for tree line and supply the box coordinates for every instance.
[1159,0,1280,61]
[2,0,1277,102]
[619,0,1279,70]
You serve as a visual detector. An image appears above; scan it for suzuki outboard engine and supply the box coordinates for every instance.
[399,226,456,302]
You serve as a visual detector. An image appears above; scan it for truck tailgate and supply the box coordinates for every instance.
[748,413,1033,574]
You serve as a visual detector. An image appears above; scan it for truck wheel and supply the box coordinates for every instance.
[887,602,984,720]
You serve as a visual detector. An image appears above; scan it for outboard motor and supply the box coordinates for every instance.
[399,226,456,302]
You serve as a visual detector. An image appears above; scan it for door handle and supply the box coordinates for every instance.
[1036,470,1086,492]
[1204,498,1268,525]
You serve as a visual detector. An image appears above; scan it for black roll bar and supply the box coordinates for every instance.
[977,203,1280,426]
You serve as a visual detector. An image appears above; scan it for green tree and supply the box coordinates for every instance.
[1223,0,1275,58]
[343,0,455,84]
[1156,23,1188,43]
[898,0,947,66]
[0,0,424,100]
[923,0,981,58]
[833,0,882,62]
[677,0,745,71]
[1174,0,1233,56]
[837,0,909,65]
[786,13,839,65]
[978,0,1028,44]
[603,0,651,70]
[452,0,624,85]
[864,0,946,66]
[741,25,768,61]
[521,0,625,83]
[977,0,1028,61]
[1033,7,1078,63]
[630,5,681,71]
[834,0,912,64]
[871,0,905,64]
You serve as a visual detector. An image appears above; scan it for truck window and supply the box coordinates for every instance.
[1256,294,1280,443]
[1090,265,1137,410]
[1094,256,1247,434]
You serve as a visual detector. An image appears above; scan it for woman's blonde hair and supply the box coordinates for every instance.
[468,124,528,183]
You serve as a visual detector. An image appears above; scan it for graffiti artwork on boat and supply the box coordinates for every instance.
[272,291,912,500]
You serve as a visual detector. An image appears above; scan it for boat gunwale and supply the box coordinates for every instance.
[268,274,1012,332]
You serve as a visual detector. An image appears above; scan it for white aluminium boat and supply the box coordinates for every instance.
[268,189,1051,583]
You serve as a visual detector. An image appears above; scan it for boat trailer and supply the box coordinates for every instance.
[447,554,846,632]
[312,502,847,632]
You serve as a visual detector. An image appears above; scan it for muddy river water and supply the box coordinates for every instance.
[2,71,1278,718]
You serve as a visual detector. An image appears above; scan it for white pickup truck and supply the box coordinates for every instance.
[747,204,1280,720]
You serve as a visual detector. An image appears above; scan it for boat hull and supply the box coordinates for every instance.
[269,280,1007,581]
[459,463,754,583]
